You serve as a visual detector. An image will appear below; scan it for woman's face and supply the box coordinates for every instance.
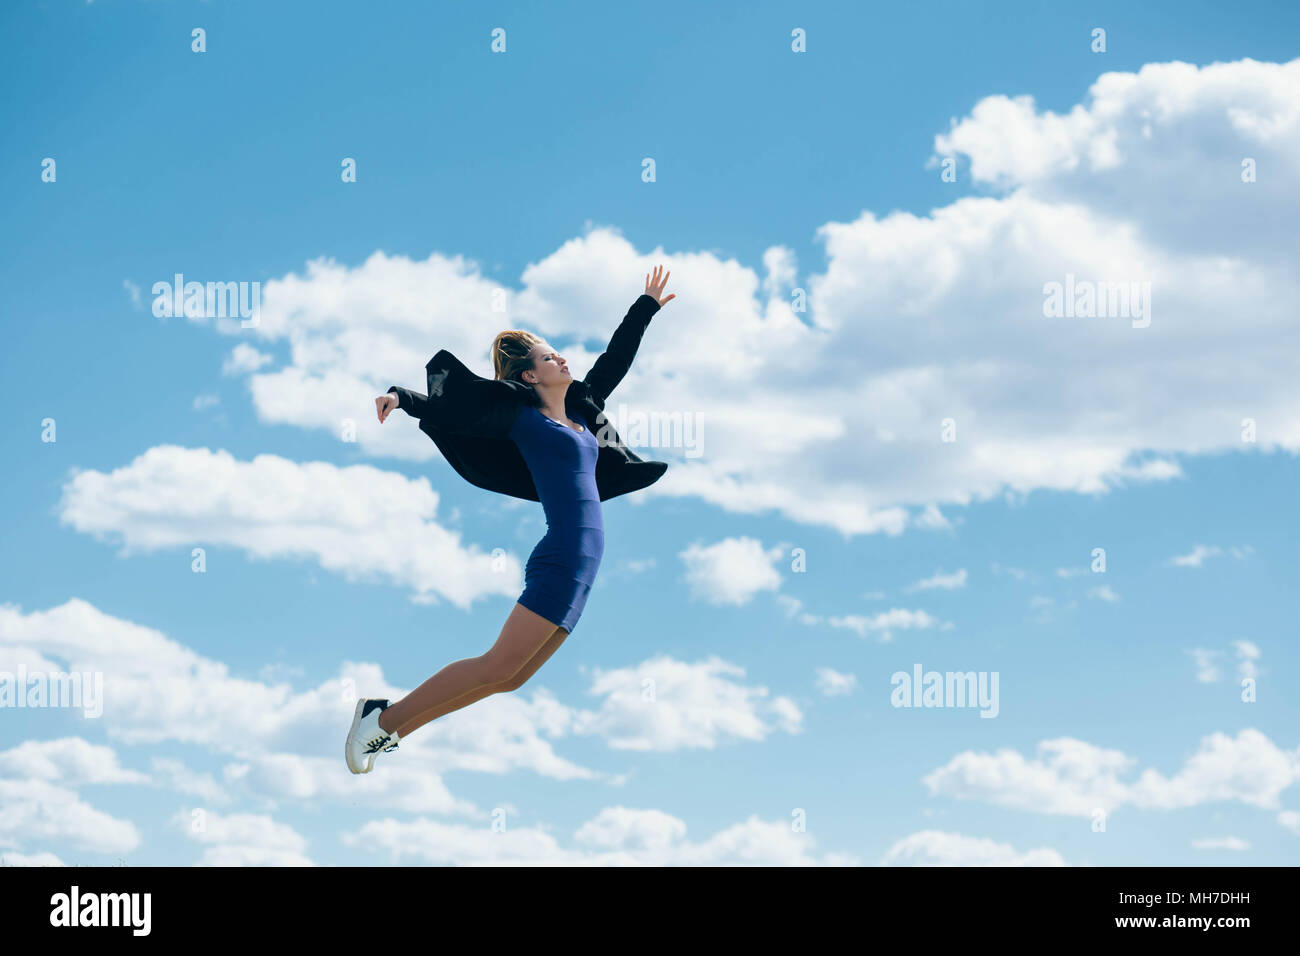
[524,342,572,387]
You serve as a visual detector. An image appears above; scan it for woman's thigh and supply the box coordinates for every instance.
[479,603,563,684]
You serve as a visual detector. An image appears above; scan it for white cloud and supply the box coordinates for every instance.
[57,445,522,610]
[1187,641,1261,683]
[1168,544,1254,568]
[172,809,315,867]
[192,393,220,410]
[1187,648,1221,683]
[149,758,232,805]
[932,58,1300,262]
[1087,585,1120,602]
[122,279,141,308]
[907,568,967,591]
[827,608,941,642]
[1169,545,1222,567]
[679,537,783,606]
[882,830,1066,866]
[0,850,66,866]
[344,806,857,866]
[0,738,146,861]
[0,599,593,816]
[1190,836,1249,850]
[814,667,857,696]
[0,737,148,787]
[775,594,823,627]
[991,563,1030,581]
[193,59,1300,537]
[0,778,140,857]
[222,343,273,376]
[0,599,799,828]
[923,729,1300,816]
[1232,639,1261,680]
[571,654,801,750]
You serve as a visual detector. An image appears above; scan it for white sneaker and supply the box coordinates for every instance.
[345,698,400,774]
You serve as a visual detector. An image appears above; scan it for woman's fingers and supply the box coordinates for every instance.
[645,263,670,298]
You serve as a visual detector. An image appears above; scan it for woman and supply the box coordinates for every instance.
[346,265,675,773]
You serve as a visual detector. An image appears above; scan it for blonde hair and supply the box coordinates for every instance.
[490,330,545,405]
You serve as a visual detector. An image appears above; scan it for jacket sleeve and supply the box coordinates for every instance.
[387,385,430,418]
[420,351,528,439]
[582,294,662,408]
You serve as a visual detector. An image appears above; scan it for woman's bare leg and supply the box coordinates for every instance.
[388,623,569,737]
[378,603,560,738]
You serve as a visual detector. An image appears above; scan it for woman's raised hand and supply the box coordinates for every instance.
[644,263,675,307]
[376,393,398,423]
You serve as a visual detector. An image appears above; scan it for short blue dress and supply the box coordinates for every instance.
[508,405,605,634]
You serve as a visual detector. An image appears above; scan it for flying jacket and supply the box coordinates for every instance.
[386,293,668,503]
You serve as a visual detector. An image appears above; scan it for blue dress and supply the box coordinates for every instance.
[508,405,604,633]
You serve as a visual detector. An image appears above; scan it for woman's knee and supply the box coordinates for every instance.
[493,671,530,691]
[477,652,524,687]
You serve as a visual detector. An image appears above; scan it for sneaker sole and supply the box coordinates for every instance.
[345,698,372,774]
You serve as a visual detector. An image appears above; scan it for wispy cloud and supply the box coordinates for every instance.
[1190,836,1249,851]
[907,568,967,592]
[814,667,857,697]
[828,608,943,642]
[1167,544,1254,568]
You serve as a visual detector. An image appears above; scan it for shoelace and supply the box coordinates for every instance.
[360,701,400,756]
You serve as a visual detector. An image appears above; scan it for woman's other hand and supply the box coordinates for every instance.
[377,393,398,423]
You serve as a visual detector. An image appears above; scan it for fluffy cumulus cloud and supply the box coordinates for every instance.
[0,778,140,858]
[0,598,802,860]
[171,809,315,867]
[0,738,145,861]
[0,737,149,787]
[57,444,522,610]
[678,536,784,606]
[882,830,1067,866]
[0,611,809,866]
[923,729,1300,817]
[570,654,801,750]
[344,806,857,866]
[192,58,1300,537]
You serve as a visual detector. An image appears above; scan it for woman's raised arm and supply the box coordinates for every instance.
[583,264,674,408]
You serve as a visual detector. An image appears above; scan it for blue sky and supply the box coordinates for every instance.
[2,0,1298,866]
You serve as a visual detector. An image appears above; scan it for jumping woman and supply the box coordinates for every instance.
[346,265,675,773]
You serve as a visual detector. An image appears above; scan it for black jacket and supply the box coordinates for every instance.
[387,293,668,503]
